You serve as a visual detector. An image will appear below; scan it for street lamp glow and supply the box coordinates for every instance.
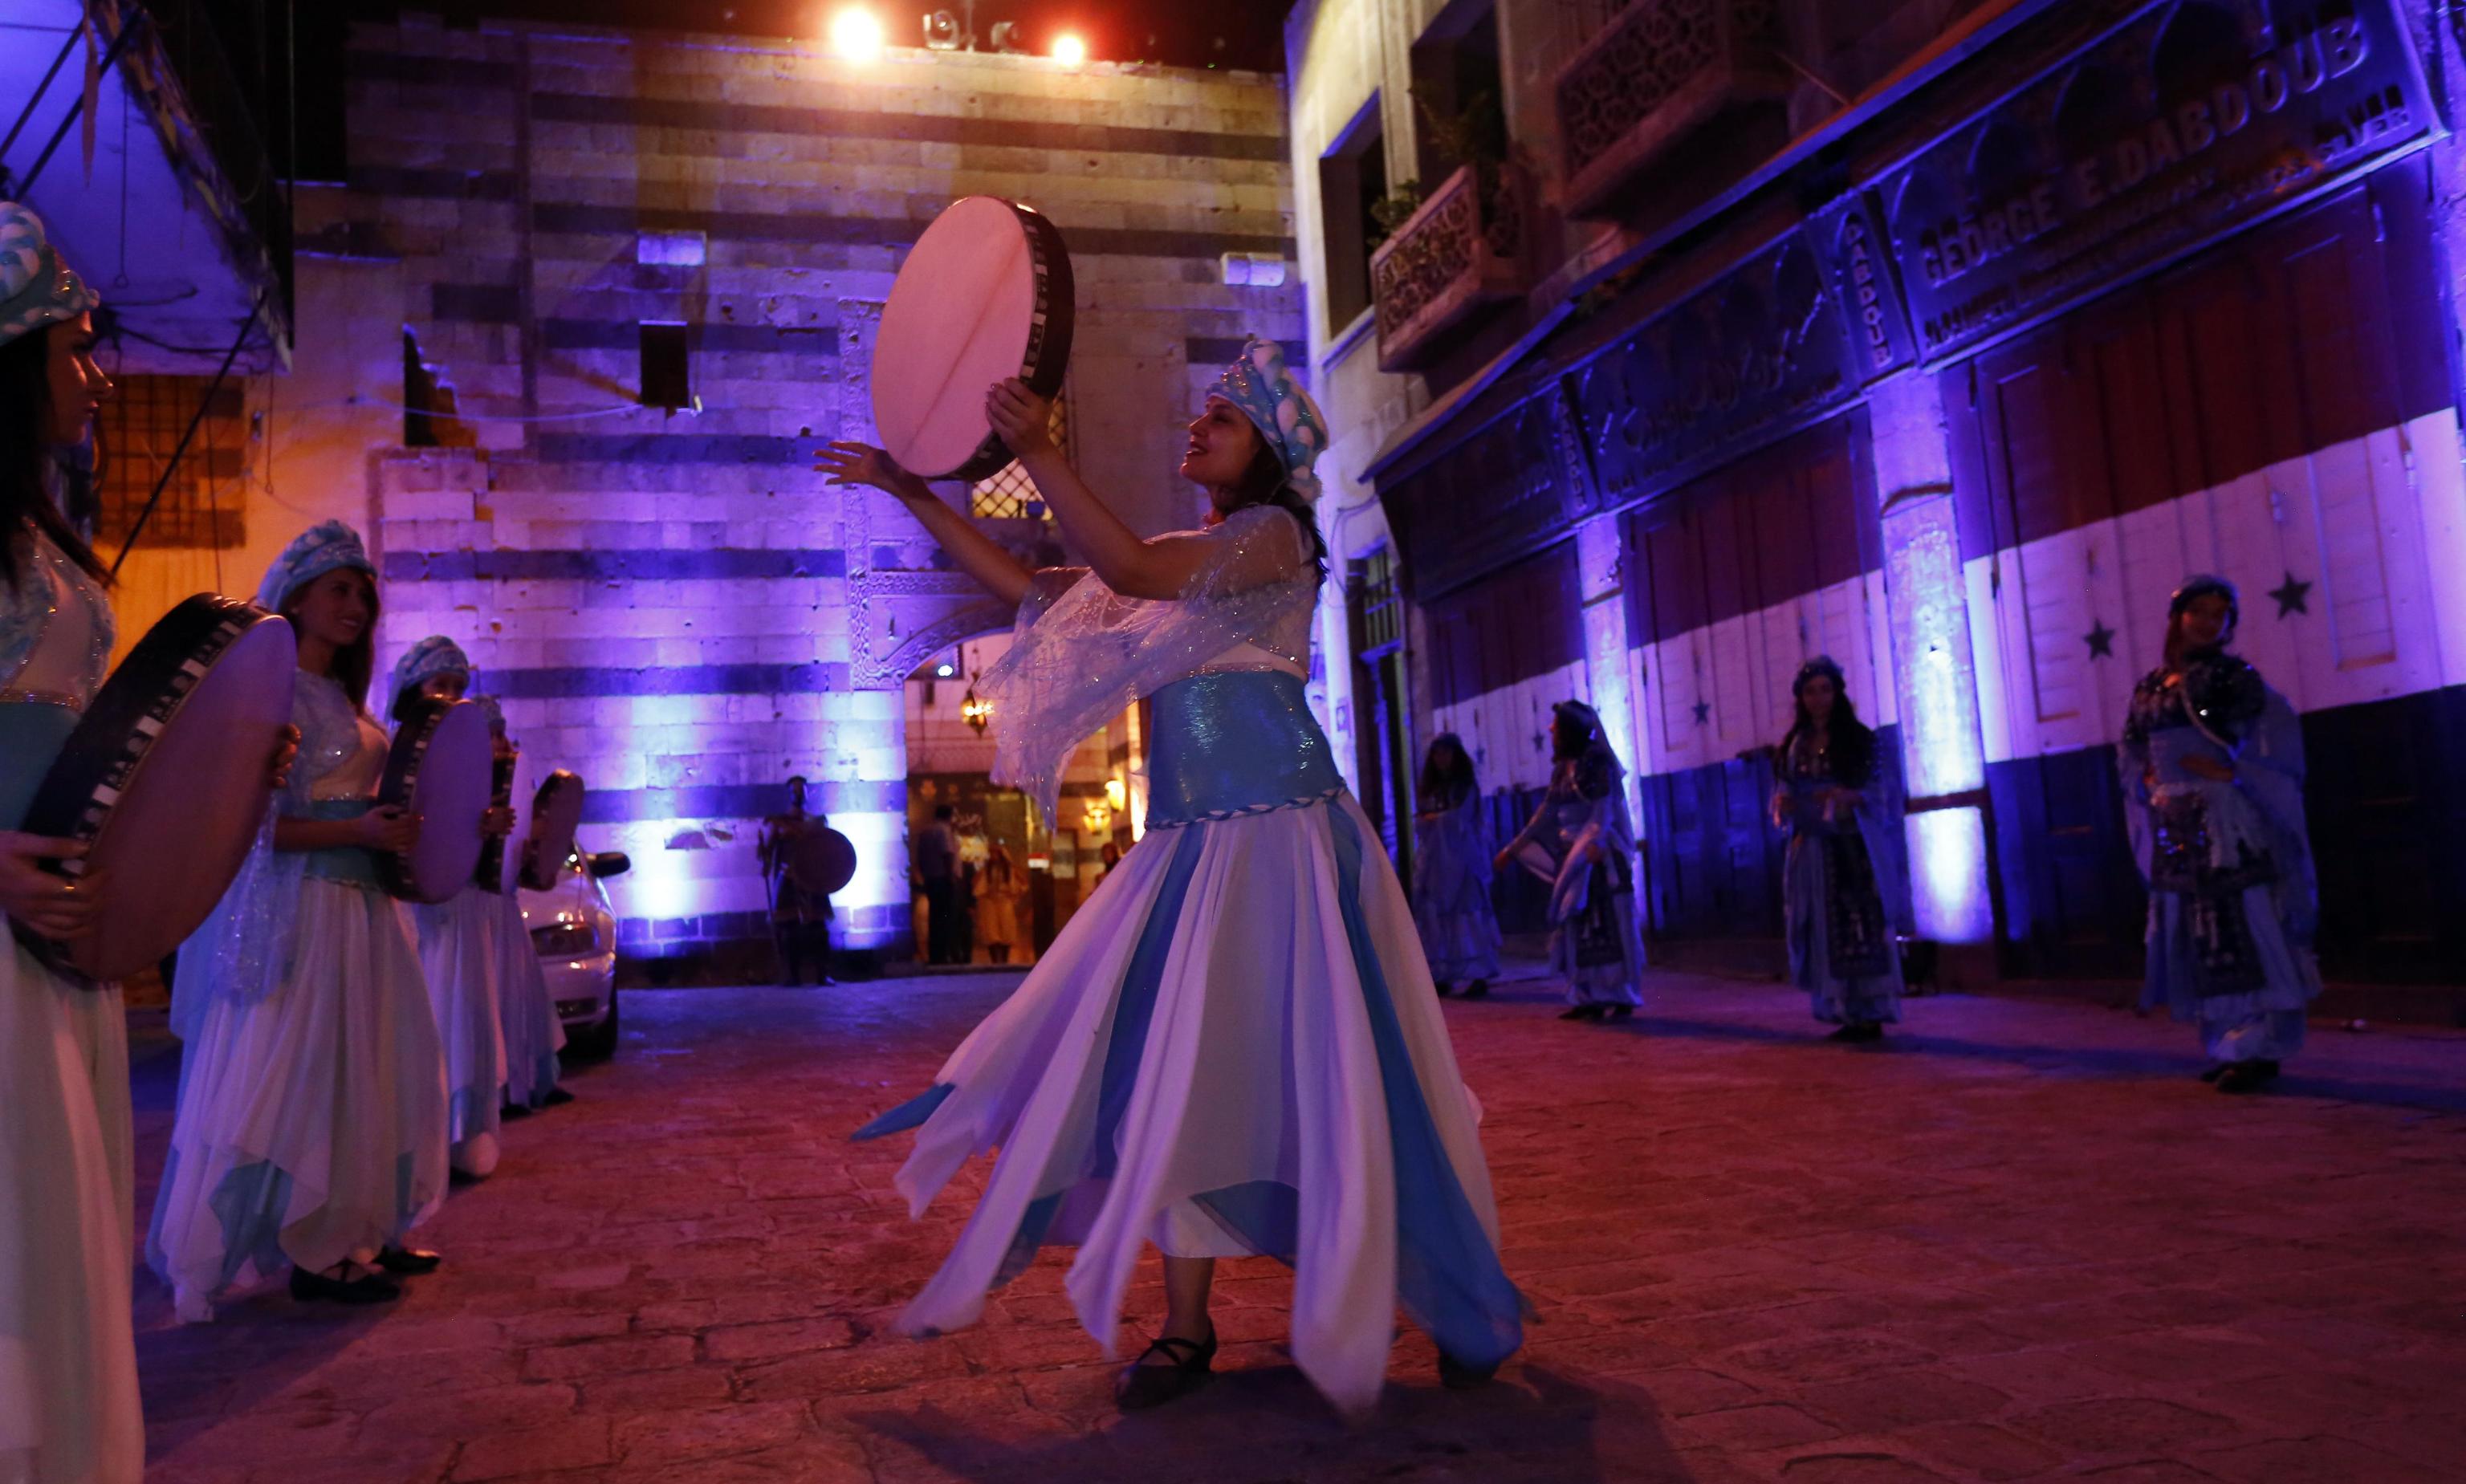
[1052,34,1088,67]
[829,7,885,61]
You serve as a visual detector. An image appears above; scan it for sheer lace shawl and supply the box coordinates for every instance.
[979,504,1316,824]
[170,674,362,1037]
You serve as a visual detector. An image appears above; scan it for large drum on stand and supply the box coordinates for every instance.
[14,595,296,982]
[872,196,1076,481]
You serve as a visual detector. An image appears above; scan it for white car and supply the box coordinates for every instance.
[519,845,629,1059]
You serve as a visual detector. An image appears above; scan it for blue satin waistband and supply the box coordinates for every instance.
[292,797,386,889]
[0,701,78,831]
[1145,670,1342,830]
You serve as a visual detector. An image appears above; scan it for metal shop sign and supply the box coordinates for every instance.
[1883,0,2431,361]
[1565,222,1882,510]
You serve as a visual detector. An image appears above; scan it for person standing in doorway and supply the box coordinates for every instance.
[914,803,962,965]
[759,775,836,986]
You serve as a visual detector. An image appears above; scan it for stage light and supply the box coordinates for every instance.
[1052,34,1088,66]
[829,7,885,60]
[935,661,955,678]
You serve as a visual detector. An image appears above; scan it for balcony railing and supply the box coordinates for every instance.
[1554,0,1788,218]
[1369,164,1524,373]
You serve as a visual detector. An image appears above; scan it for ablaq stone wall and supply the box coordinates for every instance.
[338,14,1305,968]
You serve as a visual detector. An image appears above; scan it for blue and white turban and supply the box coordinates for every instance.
[256,519,373,612]
[389,634,473,712]
[0,202,98,349]
[1210,336,1329,505]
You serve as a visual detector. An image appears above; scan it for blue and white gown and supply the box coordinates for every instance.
[149,673,450,1319]
[408,882,507,1177]
[1503,749,1646,1010]
[857,509,1520,1413]
[1410,786,1500,987]
[2120,653,2319,1064]
[0,530,143,1483]
[1776,732,1913,1027]
[497,887,564,1108]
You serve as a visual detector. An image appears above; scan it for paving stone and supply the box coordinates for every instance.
[120,970,2466,1482]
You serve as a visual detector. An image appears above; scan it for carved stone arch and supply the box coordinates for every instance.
[880,601,1015,688]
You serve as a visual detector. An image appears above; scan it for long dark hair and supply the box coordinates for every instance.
[281,567,380,709]
[1226,437,1329,581]
[0,326,108,588]
[1780,677,1876,788]
[1418,732,1477,807]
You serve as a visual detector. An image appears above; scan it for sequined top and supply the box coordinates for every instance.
[291,670,389,805]
[2122,651,2267,751]
[0,522,114,708]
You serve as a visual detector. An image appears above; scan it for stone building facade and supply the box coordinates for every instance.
[113,12,1304,970]
[1290,0,2466,1006]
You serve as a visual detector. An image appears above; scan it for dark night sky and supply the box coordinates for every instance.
[265,2,1290,179]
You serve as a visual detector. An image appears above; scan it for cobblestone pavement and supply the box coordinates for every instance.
[127,968,2466,1483]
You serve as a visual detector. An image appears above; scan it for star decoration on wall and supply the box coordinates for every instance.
[1691,701,1711,726]
[2269,571,2313,618]
[2084,620,2116,660]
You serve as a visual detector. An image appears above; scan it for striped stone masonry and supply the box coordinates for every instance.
[349,15,1307,971]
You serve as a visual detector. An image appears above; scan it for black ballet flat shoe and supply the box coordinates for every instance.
[376,1246,442,1275]
[1460,980,1489,1000]
[2214,1061,2272,1094]
[1438,1352,1500,1390]
[2256,1059,2282,1080]
[1608,1004,1634,1021]
[1434,982,1457,998]
[1115,1326,1218,1412]
[290,1264,401,1305]
[501,1102,534,1120]
[1557,1005,1606,1023]
[2198,1063,2229,1084]
[541,1087,577,1108]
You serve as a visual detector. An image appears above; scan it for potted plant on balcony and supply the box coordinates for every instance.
[1369,87,1525,371]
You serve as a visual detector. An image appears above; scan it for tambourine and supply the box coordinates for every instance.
[14,595,296,982]
[378,695,494,903]
[872,196,1075,481]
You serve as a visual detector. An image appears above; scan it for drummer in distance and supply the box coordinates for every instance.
[757,773,836,986]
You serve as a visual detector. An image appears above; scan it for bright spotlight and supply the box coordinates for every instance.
[935,662,955,678]
[1052,34,1088,67]
[829,7,885,60]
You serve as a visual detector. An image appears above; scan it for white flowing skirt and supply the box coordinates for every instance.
[865,795,1520,1413]
[0,943,141,1484]
[148,879,449,1320]
[412,888,507,1177]
[495,892,563,1108]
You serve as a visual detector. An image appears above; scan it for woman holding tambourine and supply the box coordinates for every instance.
[0,201,148,1484]
[390,636,516,1176]
[150,522,452,1315]
[831,340,1521,1416]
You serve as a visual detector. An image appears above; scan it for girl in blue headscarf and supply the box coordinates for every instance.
[2120,575,2318,1092]
[388,636,517,1176]
[150,522,451,1316]
[822,339,1519,1416]
[0,200,145,1484]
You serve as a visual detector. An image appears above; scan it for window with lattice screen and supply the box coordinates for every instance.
[95,375,248,548]
[969,390,1070,521]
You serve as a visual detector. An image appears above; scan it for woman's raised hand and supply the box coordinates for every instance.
[986,379,1055,457]
[267,724,302,791]
[816,441,923,500]
[0,832,98,941]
